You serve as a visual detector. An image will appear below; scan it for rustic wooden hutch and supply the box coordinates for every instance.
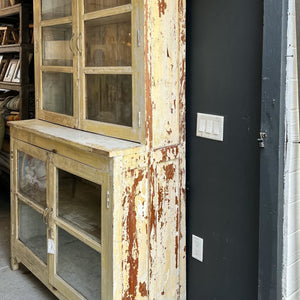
[10,1,186,299]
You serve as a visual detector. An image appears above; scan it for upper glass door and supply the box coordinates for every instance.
[36,0,78,127]
[80,0,144,142]
[35,0,144,142]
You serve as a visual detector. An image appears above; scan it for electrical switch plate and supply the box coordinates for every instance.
[196,113,224,141]
[192,234,203,262]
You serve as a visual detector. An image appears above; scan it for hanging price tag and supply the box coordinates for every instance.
[47,239,55,254]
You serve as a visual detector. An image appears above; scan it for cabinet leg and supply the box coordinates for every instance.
[10,257,19,270]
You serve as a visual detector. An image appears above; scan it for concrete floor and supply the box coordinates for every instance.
[0,175,57,300]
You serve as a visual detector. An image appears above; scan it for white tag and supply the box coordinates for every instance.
[48,239,55,254]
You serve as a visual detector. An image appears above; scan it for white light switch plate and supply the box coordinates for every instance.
[196,113,224,141]
[192,234,203,262]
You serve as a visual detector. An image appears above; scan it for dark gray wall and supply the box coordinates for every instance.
[186,0,263,299]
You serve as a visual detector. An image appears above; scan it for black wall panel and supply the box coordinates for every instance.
[186,1,263,299]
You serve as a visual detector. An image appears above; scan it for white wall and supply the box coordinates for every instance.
[283,0,300,299]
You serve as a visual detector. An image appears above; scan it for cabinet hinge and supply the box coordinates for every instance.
[137,29,141,47]
[138,112,141,128]
[10,150,13,160]
[106,191,110,209]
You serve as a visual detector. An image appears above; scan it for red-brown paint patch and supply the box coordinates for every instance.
[148,157,156,283]
[164,164,176,181]
[159,146,179,163]
[157,186,164,222]
[139,282,148,297]
[122,170,145,300]
[158,0,167,17]
[175,195,179,269]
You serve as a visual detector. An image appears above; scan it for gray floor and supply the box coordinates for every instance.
[0,177,57,300]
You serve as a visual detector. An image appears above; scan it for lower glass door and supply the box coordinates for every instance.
[49,153,110,300]
[57,227,101,299]
[18,200,48,264]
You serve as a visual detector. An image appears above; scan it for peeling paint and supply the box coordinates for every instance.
[158,0,167,17]
[139,282,148,297]
[164,164,176,180]
[122,170,145,299]
[114,1,186,299]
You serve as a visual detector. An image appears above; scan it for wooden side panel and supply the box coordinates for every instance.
[113,156,149,299]
[149,159,180,299]
[145,1,181,149]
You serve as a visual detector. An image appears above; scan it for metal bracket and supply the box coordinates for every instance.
[257,132,266,148]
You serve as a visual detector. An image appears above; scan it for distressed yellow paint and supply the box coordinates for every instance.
[147,1,181,149]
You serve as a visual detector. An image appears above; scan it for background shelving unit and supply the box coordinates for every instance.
[0,0,34,174]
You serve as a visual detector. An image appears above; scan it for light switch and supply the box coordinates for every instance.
[199,118,206,132]
[196,113,224,141]
[213,120,220,135]
[206,119,213,134]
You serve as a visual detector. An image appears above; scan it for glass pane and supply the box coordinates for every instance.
[18,151,46,207]
[58,170,101,242]
[85,13,131,67]
[42,72,73,116]
[84,0,130,13]
[57,228,101,299]
[41,0,72,21]
[42,24,73,67]
[86,74,132,126]
[19,201,47,264]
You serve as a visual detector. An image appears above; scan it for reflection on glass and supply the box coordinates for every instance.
[57,228,101,299]
[41,0,72,20]
[58,170,101,242]
[84,0,131,13]
[42,24,73,67]
[86,74,132,126]
[19,201,47,264]
[85,13,131,67]
[42,72,73,116]
[18,151,46,207]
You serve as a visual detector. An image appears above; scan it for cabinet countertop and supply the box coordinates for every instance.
[9,119,145,157]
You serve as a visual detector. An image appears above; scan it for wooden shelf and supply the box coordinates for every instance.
[0,82,33,91]
[0,44,33,53]
[0,4,21,18]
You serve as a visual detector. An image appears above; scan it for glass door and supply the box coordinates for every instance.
[11,140,49,283]
[49,153,111,300]
[35,0,79,127]
[79,0,144,142]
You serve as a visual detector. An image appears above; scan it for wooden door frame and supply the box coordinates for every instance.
[258,0,288,299]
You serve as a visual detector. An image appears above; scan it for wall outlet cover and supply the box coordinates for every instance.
[192,234,203,262]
